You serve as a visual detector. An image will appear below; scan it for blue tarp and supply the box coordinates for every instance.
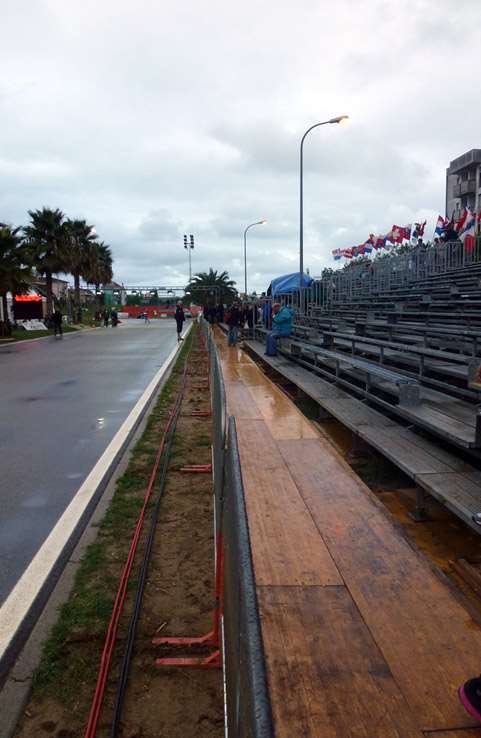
[269,272,313,296]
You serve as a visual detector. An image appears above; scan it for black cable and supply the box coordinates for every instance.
[110,354,191,737]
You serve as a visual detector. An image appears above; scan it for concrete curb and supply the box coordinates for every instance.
[0,323,192,738]
[0,326,95,349]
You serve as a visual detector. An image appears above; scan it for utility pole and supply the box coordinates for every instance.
[184,234,194,282]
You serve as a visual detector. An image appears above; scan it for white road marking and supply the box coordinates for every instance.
[0,324,191,665]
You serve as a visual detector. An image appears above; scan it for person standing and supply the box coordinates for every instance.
[262,299,271,330]
[175,301,185,342]
[103,309,110,327]
[227,302,241,346]
[52,308,63,338]
[246,303,254,338]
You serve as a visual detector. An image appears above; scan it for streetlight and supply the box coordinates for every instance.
[184,234,194,282]
[299,115,348,313]
[243,219,267,297]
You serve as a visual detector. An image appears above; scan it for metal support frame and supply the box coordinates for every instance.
[408,487,430,522]
[154,530,223,669]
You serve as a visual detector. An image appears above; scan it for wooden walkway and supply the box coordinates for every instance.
[216,331,481,738]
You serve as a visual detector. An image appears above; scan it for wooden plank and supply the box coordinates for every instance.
[258,586,422,738]
[244,382,318,440]
[397,429,473,472]
[359,426,458,476]
[322,397,399,430]
[233,363,269,387]
[416,472,481,514]
[225,380,262,419]
[402,404,475,446]
[246,341,346,399]
[235,419,342,586]
[277,437,481,730]
[424,728,481,738]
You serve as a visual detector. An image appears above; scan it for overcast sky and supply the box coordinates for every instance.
[2,0,480,293]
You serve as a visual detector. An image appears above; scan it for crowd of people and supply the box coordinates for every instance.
[202,299,295,356]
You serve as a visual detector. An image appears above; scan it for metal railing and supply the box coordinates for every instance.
[272,239,481,315]
[222,418,274,738]
[201,317,274,738]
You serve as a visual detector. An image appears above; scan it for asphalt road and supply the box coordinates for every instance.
[0,320,181,604]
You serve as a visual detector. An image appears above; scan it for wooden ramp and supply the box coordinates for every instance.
[215,331,481,738]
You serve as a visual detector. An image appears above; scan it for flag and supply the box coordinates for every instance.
[458,208,476,252]
[332,248,342,261]
[390,224,412,243]
[372,234,387,249]
[444,215,458,241]
[412,221,426,239]
[456,208,468,233]
[434,215,447,238]
[340,248,353,259]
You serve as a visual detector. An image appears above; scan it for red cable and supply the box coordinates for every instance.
[84,403,178,738]
[84,336,199,737]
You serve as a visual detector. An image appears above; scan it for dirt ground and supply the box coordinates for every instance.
[15,329,224,738]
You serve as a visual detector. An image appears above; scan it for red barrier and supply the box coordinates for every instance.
[122,305,201,319]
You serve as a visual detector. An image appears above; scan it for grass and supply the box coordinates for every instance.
[11,326,78,341]
[31,325,195,702]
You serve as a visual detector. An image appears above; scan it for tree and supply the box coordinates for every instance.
[65,219,97,323]
[186,268,237,307]
[0,226,32,336]
[84,241,113,307]
[24,208,67,317]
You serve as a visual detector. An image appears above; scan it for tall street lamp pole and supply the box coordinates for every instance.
[299,115,348,313]
[244,220,267,297]
[184,234,194,282]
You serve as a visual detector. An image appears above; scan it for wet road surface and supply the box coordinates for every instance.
[0,320,181,603]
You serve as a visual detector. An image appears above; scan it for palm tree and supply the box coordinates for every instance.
[24,208,67,317]
[186,268,237,307]
[85,241,113,308]
[65,219,97,323]
[0,226,32,336]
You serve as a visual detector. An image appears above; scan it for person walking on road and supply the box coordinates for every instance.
[175,301,185,342]
[52,309,63,338]
[227,302,241,346]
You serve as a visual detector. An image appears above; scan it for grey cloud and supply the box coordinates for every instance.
[1,0,480,294]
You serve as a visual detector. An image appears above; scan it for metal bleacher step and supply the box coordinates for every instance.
[244,339,481,533]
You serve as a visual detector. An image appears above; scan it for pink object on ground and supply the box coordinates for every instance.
[459,685,481,724]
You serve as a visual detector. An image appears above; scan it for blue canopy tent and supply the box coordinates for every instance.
[268,272,313,297]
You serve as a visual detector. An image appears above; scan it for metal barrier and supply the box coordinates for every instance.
[200,317,274,738]
[272,239,481,315]
[222,417,274,738]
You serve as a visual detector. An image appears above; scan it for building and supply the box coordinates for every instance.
[446,149,481,221]
[103,281,127,306]
[31,275,69,301]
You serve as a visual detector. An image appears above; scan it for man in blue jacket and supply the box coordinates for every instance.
[265,302,294,356]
